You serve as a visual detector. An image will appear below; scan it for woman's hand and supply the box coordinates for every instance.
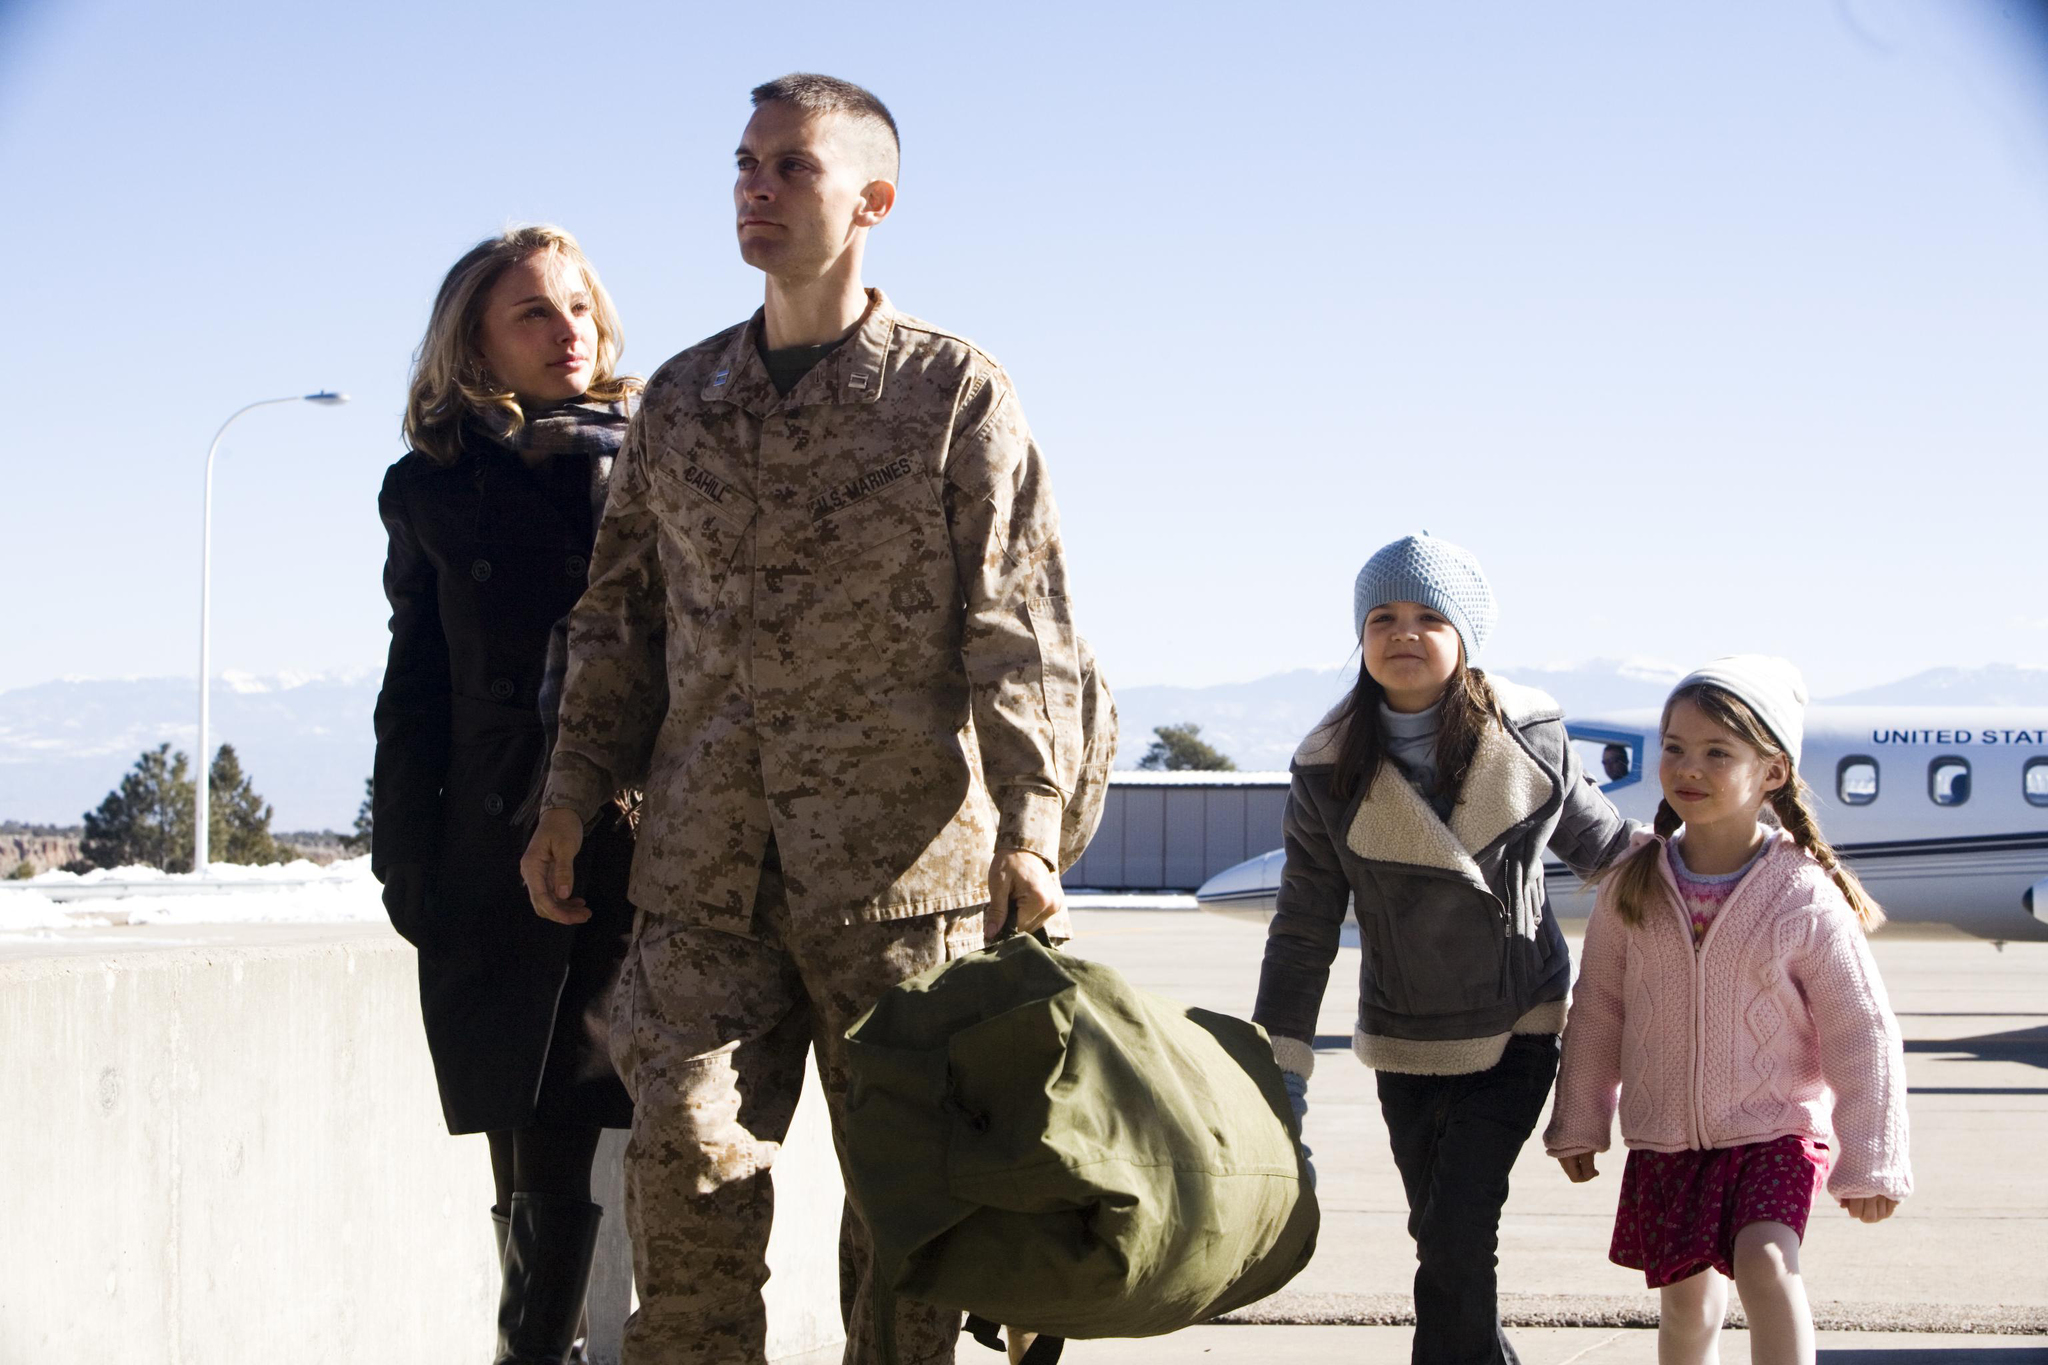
[380,863,432,947]
[521,808,590,924]
[1839,1195,1898,1224]
[984,847,1064,943]
[1557,1153,1599,1183]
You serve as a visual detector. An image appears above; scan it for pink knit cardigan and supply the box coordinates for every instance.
[1544,830,1912,1202]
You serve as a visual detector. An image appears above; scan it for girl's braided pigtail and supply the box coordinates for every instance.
[1595,798,1682,927]
[1770,781,1885,932]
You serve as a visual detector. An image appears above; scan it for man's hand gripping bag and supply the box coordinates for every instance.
[842,933,1319,1363]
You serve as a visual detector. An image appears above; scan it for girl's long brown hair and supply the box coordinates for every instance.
[1600,682,1885,931]
[1329,654,1503,803]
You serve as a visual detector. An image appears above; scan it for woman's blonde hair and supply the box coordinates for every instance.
[403,225,638,463]
[1599,682,1885,932]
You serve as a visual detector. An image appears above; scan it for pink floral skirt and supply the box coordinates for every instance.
[1610,1134,1831,1287]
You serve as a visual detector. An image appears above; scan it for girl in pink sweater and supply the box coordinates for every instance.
[1544,656,1911,1365]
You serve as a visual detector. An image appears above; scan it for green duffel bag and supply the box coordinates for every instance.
[842,932,1319,1363]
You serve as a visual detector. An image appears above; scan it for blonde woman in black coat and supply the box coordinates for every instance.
[372,225,639,1365]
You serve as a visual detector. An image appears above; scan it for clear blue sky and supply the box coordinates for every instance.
[2,0,2044,697]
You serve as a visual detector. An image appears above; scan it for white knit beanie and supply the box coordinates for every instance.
[1675,655,1809,768]
[1352,534,1498,664]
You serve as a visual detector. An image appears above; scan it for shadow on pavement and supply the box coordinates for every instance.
[1903,1024,2048,1070]
[1819,1350,2048,1363]
[1905,1024,2048,1093]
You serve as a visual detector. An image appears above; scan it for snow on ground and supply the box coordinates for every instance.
[0,856,384,930]
[0,858,1193,933]
[1066,892,1197,910]
[0,892,71,930]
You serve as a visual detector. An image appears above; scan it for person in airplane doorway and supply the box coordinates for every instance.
[1253,533,1638,1365]
[517,74,1086,1365]
[372,225,640,1365]
[1546,657,1910,1365]
[1601,742,1632,782]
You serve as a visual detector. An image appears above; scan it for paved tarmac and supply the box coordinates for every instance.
[1041,907,2048,1364]
[784,1328,2048,1364]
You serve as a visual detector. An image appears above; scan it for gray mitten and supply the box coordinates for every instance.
[1280,1068,1316,1190]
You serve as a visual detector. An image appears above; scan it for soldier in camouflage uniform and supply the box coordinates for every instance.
[520,73,1083,1365]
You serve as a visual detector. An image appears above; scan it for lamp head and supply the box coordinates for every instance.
[304,391,349,405]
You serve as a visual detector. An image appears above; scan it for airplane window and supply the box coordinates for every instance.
[1836,757,1879,807]
[2025,759,2048,809]
[1929,757,1971,807]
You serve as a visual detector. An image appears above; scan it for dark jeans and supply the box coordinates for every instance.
[1375,1033,1560,1365]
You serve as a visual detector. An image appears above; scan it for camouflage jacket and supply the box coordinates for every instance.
[540,290,1083,929]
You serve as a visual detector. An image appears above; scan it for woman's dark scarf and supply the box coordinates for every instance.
[479,397,631,466]
[496,398,636,826]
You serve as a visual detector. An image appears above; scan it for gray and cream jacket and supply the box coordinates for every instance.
[1253,678,1635,1077]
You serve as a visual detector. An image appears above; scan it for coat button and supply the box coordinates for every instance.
[471,559,492,582]
[565,554,588,577]
[483,793,505,817]
[489,678,514,701]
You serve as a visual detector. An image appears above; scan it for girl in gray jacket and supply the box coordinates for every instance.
[1253,534,1634,1365]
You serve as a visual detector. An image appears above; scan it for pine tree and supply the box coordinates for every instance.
[341,776,373,854]
[207,744,293,867]
[81,743,196,872]
[1135,722,1237,772]
[76,742,294,872]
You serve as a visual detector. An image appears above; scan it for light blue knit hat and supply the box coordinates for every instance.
[1352,533,1498,663]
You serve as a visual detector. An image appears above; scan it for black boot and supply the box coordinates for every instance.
[496,1193,603,1365]
[495,1205,593,1363]
[498,1201,592,1358]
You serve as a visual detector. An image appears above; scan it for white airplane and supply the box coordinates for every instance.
[1195,706,2048,942]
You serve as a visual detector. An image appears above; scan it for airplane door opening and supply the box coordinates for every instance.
[1566,724,1646,792]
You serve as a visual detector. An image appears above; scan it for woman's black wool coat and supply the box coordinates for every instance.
[370,432,634,1135]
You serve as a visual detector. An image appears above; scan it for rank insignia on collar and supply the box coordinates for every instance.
[713,369,730,386]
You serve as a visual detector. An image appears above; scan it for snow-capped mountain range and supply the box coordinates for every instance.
[5,662,2046,829]
[0,671,378,831]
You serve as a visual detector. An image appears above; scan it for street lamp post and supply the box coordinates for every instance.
[196,391,349,875]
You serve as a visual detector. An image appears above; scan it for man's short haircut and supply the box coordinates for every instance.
[750,73,900,182]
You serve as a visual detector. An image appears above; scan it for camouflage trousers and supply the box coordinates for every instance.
[609,859,984,1365]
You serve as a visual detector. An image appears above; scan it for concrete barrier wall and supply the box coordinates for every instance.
[0,924,845,1364]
